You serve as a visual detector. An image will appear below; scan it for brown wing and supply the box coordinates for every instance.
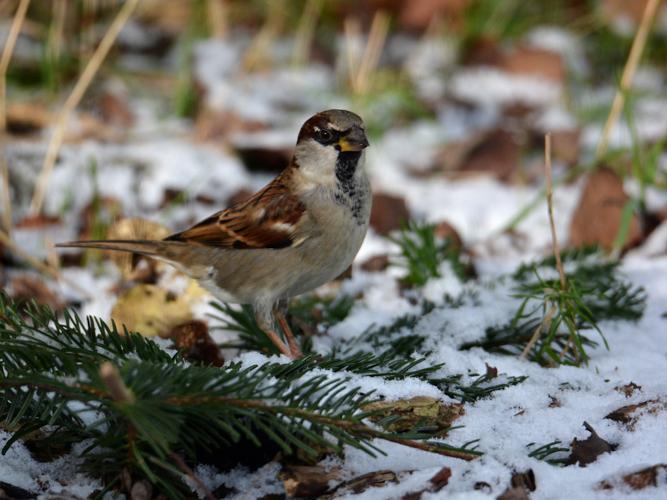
[164,176,307,249]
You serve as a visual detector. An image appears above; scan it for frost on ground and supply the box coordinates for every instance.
[2,16,667,500]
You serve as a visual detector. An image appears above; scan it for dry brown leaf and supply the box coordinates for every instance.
[605,398,667,430]
[370,192,411,236]
[458,128,522,182]
[167,320,224,366]
[566,422,616,467]
[363,396,464,436]
[323,470,399,499]
[500,46,565,83]
[569,167,643,251]
[402,466,452,500]
[361,254,390,272]
[10,275,65,312]
[598,464,667,491]
[280,465,343,498]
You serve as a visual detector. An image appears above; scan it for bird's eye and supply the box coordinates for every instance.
[317,129,332,142]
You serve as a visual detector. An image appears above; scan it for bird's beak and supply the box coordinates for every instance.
[338,126,369,152]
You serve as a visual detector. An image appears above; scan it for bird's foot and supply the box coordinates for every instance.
[261,327,294,358]
[276,311,302,359]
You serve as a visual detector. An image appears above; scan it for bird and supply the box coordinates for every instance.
[57,109,371,359]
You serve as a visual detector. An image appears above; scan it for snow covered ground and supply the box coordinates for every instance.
[2,24,667,500]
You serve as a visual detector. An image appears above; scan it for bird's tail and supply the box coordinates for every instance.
[56,239,166,257]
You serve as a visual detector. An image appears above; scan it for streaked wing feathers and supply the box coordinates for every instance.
[165,177,307,249]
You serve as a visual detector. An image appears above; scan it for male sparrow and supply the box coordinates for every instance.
[57,109,371,359]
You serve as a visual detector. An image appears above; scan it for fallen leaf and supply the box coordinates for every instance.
[323,470,399,498]
[363,396,464,436]
[566,422,616,467]
[461,36,503,66]
[280,465,343,498]
[402,466,451,500]
[500,45,565,83]
[97,90,134,128]
[398,0,470,31]
[605,398,667,430]
[615,382,642,398]
[111,284,193,337]
[458,128,522,182]
[569,167,643,251]
[434,220,464,250]
[167,320,224,366]
[598,464,667,491]
[361,254,390,272]
[370,193,411,236]
[10,275,65,312]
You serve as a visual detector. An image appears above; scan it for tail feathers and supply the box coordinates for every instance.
[56,239,165,257]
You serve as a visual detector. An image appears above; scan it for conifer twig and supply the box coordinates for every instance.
[99,362,135,404]
[0,0,31,234]
[29,0,140,215]
[595,0,661,159]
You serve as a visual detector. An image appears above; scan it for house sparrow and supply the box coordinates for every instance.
[57,109,371,359]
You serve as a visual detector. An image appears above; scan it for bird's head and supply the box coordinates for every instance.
[293,109,369,184]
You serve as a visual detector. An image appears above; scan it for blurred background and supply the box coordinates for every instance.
[1,0,667,313]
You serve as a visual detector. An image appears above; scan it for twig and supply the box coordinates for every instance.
[595,0,661,159]
[544,133,566,290]
[520,134,566,360]
[354,11,390,94]
[169,452,217,500]
[99,363,217,499]
[99,361,135,404]
[207,0,229,39]
[29,0,140,216]
[520,303,557,360]
[0,0,30,234]
[242,0,285,72]
[343,17,362,91]
[291,0,323,67]
[49,0,67,63]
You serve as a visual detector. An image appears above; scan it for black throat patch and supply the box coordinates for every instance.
[334,151,364,223]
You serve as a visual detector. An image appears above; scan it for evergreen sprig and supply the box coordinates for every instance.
[390,221,472,287]
[0,294,480,498]
[463,247,646,366]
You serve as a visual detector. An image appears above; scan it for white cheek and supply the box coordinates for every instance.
[295,140,338,183]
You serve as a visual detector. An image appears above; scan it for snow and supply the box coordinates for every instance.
[3,23,667,500]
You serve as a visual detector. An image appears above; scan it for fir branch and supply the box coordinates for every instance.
[0,293,482,497]
[389,221,473,287]
[463,248,646,366]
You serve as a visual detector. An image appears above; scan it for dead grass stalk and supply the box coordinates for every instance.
[29,0,140,216]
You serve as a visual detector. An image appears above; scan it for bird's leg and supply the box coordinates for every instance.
[254,306,294,358]
[275,310,302,358]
